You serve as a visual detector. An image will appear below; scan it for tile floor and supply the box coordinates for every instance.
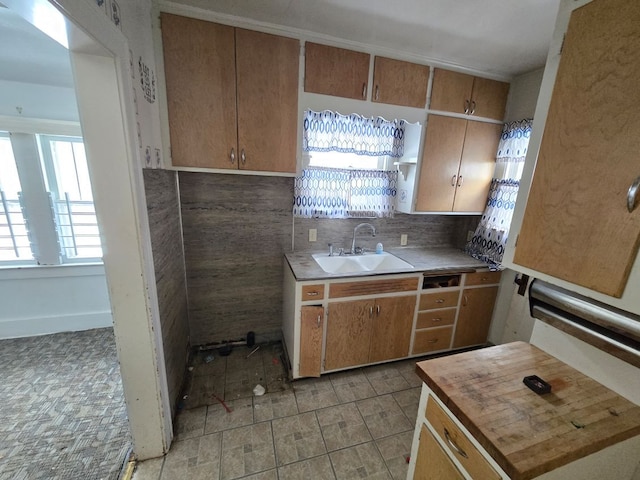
[133,347,425,480]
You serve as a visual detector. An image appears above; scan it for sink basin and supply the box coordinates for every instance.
[312,252,414,274]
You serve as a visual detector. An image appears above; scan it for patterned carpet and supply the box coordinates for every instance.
[0,328,131,480]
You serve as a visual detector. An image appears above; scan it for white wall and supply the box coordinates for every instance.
[0,264,112,338]
[504,68,544,122]
[487,67,544,345]
[0,79,79,122]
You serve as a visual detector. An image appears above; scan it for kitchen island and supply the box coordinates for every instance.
[409,341,640,479]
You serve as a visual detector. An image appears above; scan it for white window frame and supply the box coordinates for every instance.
[0,124,103,267]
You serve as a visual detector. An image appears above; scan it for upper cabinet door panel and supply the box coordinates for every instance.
[235,29,300,173]
[453,121,501,212]
[430,68,509,121]
[304,42,370,100]
[415,115,467,212]
[513,0,640,298]
[161,13,237,169]
[429,68,474,114]
[470,77,509,121]
[372,56,429,108]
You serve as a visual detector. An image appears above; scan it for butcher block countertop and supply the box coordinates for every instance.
[415,342,640,480]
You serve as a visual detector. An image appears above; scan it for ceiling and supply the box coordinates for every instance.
[1,0,562,91]
[170,0,562,78]
[0,6,73,88]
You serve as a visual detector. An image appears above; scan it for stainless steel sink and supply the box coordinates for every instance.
[311,252,414,274]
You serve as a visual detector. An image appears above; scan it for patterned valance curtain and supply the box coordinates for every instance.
[293,167,397,218]
[303,110,406,158]
[465,118,533,266]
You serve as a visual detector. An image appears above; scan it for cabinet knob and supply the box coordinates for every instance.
[241,149,246,165]
[464,99,470,114]
[376,304,381,316]
[469,100,476,115]
[230,148,236,164]
[317,314,321,328]
[362,83,367,99]
[627,176,640,212]
[369,306,374,318]
[462,294,468,306]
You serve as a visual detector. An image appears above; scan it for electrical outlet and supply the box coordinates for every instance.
[400,234,408,246]
[309,229,317,242]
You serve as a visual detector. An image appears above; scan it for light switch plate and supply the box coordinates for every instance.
[400,234,408,246]
[309,229,317,242]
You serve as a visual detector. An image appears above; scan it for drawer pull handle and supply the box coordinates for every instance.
[362,83,367,99]
[432,318,442,322]
[317,314,321,328]
[435,299,445,304]
[444,428,468,459]
[369,306,374,318]
[427,339,438,344]
[376,304,381,316]
[306,291,320,296]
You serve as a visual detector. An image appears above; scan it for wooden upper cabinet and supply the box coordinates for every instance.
[161,14,299,173]
[416,116,498,213]
[372,57,429,108]
[236,29,299,173]
[453,121,501,212]
[416,115,466,212]
[161,14,237,169]
[513,0,640,298]
[430,68,509,121]
[304,42,370,100]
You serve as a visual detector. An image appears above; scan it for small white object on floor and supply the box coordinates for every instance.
[253,384,265,396]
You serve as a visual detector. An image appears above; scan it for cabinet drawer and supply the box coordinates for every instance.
[329,277,418,298]
[301,284,325,300]
[419,290,460,310]
[416,308,456,329]
[426,396,500,480]
[465,271,502,286]
[412,327,453,354]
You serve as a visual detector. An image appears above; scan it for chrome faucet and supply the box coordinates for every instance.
[351,223,376,254]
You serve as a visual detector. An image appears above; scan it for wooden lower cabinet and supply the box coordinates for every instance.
[325,295,416,370]
[369,295,416,363]
[414,424,464,480]
[452,286,499,348]
[325,300,373,371]
[299,305,324,377]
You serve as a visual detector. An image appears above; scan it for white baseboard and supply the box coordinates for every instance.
[0,311,113,339]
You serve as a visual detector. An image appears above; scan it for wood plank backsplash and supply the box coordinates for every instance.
[142,168,190,415]
[179,172,294,345]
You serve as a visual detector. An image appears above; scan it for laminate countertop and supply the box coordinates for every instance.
[416,342,640,479]
[285,246,489,281]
